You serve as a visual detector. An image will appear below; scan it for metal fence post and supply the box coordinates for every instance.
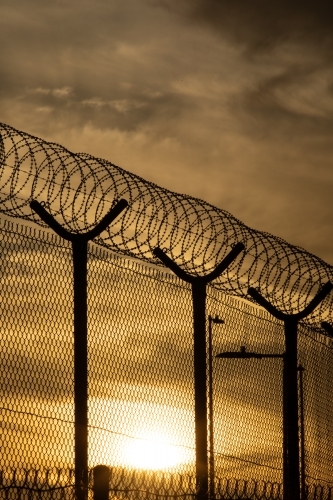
[248,282,333,500]
[93,465,110,500]
[154,243,244,500]
[208,315,224,500]
[30,199,128,500]
[298,365,306,500]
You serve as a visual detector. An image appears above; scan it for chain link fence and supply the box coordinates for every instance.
[1,117,333,500]
[0,468,332,500]
[1,216,332,498]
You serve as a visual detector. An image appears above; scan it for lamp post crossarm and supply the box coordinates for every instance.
[30,199,128,242]
[216,346,284,359]
[209,315,224,325]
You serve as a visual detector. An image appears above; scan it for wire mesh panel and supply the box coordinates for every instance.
[87,245,195,473]
[1,218,333,496]
[298,323,333,485]
[207,292,284,483]
[0,217,74,469]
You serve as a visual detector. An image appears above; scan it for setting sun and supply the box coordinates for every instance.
[123,431,188,471]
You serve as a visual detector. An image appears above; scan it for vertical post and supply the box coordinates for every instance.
[208,316,214,500]
[282,354,288,499]
[73,240,89,500]
[192,282,208,500]
[298,365,306,500]
[153,243,244,500]
[30,199,128,500]
[284,319,300,500]
[93,465,110,500]
[208,316,224,500]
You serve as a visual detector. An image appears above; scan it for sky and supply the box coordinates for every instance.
[1,0,333,265]
[1,2,333,481]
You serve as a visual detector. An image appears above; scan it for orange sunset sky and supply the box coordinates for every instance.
[1,0,333,264]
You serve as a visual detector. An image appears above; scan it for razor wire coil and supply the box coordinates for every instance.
[1,123,333,324]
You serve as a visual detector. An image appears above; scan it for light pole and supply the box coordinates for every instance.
[298,365,306,500]
[216,348,307,500]
[208,315,224,500]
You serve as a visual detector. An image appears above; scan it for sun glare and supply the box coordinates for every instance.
[123,431,187,470]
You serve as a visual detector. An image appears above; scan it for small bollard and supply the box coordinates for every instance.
[93,465,110,500]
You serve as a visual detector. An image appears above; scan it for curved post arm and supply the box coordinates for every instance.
[30,199,128,242]
[248,281,333,321]
[248,287,287,321]
[30,200,74,241]
[153,247,193,283]
[298,282,333,320]
[322,321,333,337]
[153,242,244,284]
[203,242,245,283]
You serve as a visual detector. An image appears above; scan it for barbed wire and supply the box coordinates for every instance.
[1,122,333,323]
[0,468,332,499]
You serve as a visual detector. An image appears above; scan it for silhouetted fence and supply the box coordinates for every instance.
[1,123,333,498]
[1,217,332,488]
[1,468,333,500]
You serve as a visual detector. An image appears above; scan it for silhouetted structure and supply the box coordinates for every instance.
[0,123,333,499]
[1,122,333,323]
[30,199,128,500]
[248,284,332,500]
[154,243,244,500]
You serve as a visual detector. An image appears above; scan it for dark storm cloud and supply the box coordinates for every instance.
[3,0,333,138]
[162,1,333,56]
[1,0,226,180]
[237,68,333,135]
[159,1,333,136]
[16,85,186,133]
